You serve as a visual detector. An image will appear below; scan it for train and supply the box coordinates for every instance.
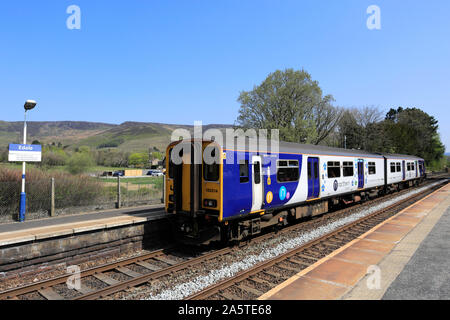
[165,138,425,243]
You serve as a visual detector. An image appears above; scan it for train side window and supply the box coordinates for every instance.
[327,161,341,178]
[203,147,219,181]
[314,161,318,178]
[239,160,249,183]
[277,159,299,182]
[396,162,401,172]
[390,163,396,173]
[253,161,261,184]
[343,161,354,177]
[407,162,411,171]
[168,149,174,179]
[412,163,415,171]
[368,162,376,175]
[307,161,312,180]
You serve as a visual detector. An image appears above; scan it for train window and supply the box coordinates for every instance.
[204,162,219,181]
[203,147,219,181]
[412,163,415,171]
[168,149,174,179]
[396,162,401,172]
[314,161,319,179]
[327,161,341,178]
[390,163,396,173]
[307,162,312,180]
[253,162,261,184]
[239,160,249,183]
[277,159,299,182]
[343,161,354,177]
[407,162,411,171]
[368,162,376,175]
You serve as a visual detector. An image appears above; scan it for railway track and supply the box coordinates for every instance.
[0,177,447,300]
[186,179,448,300]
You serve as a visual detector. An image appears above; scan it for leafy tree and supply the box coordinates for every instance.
[236,68,342,144]
[77,146,91,153]
[42,150,67,166]
[383,107,445,165]
[128,153,149,168]
[336,109,364,150]
[151,151,163,160]
[67,152,95,174]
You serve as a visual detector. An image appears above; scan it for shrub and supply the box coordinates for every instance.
[0,167,103,217]
[67,153,95,174]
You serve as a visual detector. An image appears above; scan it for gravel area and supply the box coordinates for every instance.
[117,180,446,300]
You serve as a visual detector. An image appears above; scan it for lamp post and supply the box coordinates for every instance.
[19,100,37,222]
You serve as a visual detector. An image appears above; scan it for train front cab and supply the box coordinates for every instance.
[165,140,223,243]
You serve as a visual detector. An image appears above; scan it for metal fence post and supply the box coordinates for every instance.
[50,177,55,217]
[116,176,121,209]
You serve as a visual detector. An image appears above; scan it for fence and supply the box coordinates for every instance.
[0,176,164,222]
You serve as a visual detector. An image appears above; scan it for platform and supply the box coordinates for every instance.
[259,183,450,300]
[0,204,168,247]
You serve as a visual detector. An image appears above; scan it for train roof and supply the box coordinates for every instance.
[225,138,383,158]
[222,137,423,160]
[380,153,424,161]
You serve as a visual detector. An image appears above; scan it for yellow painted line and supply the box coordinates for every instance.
[258,182,449,300]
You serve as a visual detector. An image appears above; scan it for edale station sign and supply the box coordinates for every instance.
[8,144,42,162]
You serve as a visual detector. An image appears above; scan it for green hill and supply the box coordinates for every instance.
[0,121,232,153]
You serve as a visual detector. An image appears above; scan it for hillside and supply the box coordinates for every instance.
[0,121,232,153]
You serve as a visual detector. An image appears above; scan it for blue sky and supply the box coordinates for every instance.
[0,1,449,151]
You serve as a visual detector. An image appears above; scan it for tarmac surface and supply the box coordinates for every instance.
[0,204,167,234]
[382,206,450,300]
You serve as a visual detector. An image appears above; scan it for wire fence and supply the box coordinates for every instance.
[0,176,163,222]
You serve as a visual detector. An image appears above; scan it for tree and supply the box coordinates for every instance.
[151,151,163,160]
[128,153,149,168]
[336,109,364,150]
[67,153,95,174]
[236,68,342,144]
[383,107,445,166]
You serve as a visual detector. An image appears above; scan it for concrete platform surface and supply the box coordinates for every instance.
[0,204,168,247]
[259,183,450,300]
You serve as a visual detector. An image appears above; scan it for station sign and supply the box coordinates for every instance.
[8,144,42,162]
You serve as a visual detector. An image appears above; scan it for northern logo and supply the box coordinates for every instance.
[333,180,338,191]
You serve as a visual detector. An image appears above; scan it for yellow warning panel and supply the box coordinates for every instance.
[266,191,273,204]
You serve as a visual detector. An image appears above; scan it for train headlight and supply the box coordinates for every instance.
[203,199,217,208]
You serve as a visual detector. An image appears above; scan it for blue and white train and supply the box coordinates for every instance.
[165,139,426,243]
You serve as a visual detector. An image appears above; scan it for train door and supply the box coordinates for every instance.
[307,157,320,199]
[415,161,418,178]
[402,160,406,180]
[171,142,201,214]
[251,155,263,211]
[357,159,364,189]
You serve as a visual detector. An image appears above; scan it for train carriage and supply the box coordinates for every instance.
[165,138,425,243]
